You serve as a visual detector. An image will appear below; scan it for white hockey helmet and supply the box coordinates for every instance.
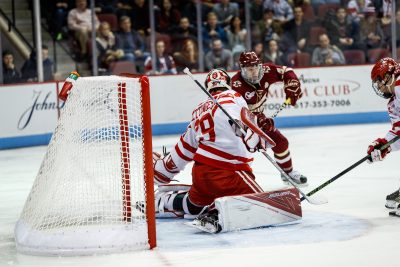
[204,68,231,93]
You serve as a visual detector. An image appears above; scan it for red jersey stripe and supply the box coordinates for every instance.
[193,154,252,171]
[180,136,197,153]
[198,143,253,163]
[175,144,192,162]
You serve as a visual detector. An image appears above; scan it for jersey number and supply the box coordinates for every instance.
[197,112,215,142]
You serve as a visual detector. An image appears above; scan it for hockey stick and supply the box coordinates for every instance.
[271,98,291,118]
[300,134,400,202]
[183,68,326,205]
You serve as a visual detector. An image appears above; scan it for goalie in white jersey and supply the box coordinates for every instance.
[369,57,400,217]
[153,69,270,217]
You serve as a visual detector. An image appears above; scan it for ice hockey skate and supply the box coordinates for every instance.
[385,189,400,209]
[185,211,222,234]
[389,208,400,217]
[281,170,308,187]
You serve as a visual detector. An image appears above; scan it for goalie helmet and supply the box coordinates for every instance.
[205,68,231,93]
[371,57,400,99]
[239,51,263,84]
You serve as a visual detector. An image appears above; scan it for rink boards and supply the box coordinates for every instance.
[0,65,389,149]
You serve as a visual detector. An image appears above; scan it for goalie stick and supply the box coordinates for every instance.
[301,134,400,202]
[183,68,327,206]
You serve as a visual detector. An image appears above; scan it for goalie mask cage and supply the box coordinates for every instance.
[14,75,156,256]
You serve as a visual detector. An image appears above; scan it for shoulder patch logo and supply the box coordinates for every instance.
[233,80,242,87]
[245,91,256,99]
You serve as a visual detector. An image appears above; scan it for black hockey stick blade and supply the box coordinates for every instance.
[301,134,400,201]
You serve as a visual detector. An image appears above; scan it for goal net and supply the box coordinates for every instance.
[14,75,156,256]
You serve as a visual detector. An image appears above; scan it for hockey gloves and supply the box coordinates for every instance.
[254,112,275,133]
[367,138,391,163]
[284,79,302,106]
[244,128,267,153]
[153,151,176,185]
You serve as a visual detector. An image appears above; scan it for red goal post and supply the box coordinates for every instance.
[14,74,156,256]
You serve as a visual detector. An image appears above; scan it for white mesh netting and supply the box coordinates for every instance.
[15,76,153,256]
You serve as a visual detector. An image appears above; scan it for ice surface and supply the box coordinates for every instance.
[1,123,399,267]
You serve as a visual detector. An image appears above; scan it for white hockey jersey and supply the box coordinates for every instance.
[386,79,400,151]
[163,89,254,178]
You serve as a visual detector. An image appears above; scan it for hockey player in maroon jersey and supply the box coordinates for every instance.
[152,69,302,232]
[369,57,400,217]
[231,51,307,186]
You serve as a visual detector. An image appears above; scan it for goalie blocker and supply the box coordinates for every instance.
[188,187,302,233]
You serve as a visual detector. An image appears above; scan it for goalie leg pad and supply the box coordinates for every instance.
[215,187,302,232]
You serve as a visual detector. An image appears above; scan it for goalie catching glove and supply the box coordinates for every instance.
[367,138,391,163]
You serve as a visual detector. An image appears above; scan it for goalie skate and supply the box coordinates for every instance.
[385,190,400,209]
[185,213,222,234]
[281,170,308,187]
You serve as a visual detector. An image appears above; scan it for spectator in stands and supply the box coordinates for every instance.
[311,0,341,16]
[347,0,365,23]
[360,10,385,50]
[95,0,117,14]
[48,1,73,41]
[252,9,281,46]
[380,0,392,26]
[21,45,54,82]
[253,42,267,62]
[116,0,133,18]
[182,0,211,25]
[144,40,177,75]
[170,17,197,50]
[212,0,239,26]
[311,33,345,66]
[173,39,199,73]
[204,38,233,71]
[280,6,311,54]
[96,22,123,71]
[250,0,265,25]
[115,16,148,71]
[2,50,21,84]
[264,39,286,65]
[156,0,182,33]
[130,0,150,36]
[67,0,99,61]
[263,0,294,25]
[226,16,247,59]
[202,12,228,53]
[325,7,362,51]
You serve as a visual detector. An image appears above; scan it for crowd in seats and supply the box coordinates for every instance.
[30,0,400,78]
[2,46,54,84]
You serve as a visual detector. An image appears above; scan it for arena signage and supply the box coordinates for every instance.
[0,65,391,149]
